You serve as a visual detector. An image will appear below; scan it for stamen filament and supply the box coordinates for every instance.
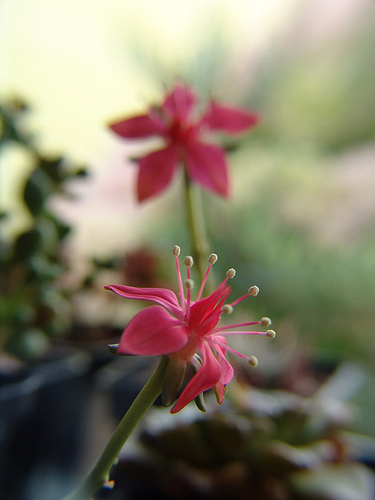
[210,339,250,360]
[186,266,191,321]
[212,320,261,333]
[196,263,211,302]
[213,330,269,336]
[230,293,250,307]
[175,255,186,312]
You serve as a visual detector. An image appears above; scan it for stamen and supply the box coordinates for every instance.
[209,253,218,264]
[248,356,259,367]
[184,255,194,267]
[196,253,218,301]
[212,320,262,334]
[230,293,250,307]
[260,317,272,327]
[185,266,192,321]
[222,304,233,315]
[174,248,185,312]
[185,279,194,289]
[266,330,276,338]
[230,285,260,308]
[248,285,259,297]
[214,330,270,336]
[211,339,251,360]
[226,268,236,279]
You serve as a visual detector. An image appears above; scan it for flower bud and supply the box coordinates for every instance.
[162,357,186,407]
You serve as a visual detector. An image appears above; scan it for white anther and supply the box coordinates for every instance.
[248,356,259,367]
[266,330,276,338]
[226,268,236,279]
[248,285,259,297]
[209,253,218,265]
[173,245,181,256]
[184,256,194,267]
[185,279,194,290]
[260,317,272,327]
[222,304,233,315]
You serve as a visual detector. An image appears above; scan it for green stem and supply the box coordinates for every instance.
[183,170,209,282]
[62,356,169,500]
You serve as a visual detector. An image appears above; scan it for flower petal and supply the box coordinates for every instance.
[110,113,165,138]
[104,284,183,318]
[189,282,231,332]
[162,83,197,122]
[171,341,222,413]
[137,145,179,202]
[210,337,234,404]
[184,141,229,197]
[118,305,189,355]
[202,102,260,134]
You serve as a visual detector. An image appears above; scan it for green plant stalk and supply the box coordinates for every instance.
[62,356,169,500]
[183,169,209,283]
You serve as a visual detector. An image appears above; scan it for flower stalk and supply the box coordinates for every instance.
[183,169,209,283]
[62,356,169,500]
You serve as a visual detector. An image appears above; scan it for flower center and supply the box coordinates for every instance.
[167,120,199,145]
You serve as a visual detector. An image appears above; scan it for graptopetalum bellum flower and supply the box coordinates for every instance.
[110,83,259,202]
[105,246,276,414]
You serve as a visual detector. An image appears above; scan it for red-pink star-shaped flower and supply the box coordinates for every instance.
[105,246,275,413]
[110,83,259,202]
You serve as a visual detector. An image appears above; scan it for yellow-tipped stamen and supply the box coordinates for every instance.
[226,268,236,279]
[185,279,194,290]
[248,356,259,367]
[184,255,194,267]
[208,253,218,265]
[266,330,276,338]
[173,245,181,256]
[260,317,272,327]
[222,304,233,315]
[248,285,259,297]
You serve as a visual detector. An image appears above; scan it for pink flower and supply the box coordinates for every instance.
[105,246,275,414]
[110,83,259,202]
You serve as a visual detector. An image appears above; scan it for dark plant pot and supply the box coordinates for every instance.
[0,359,41,500]
[0,346,93,500]
[96,356,161,422]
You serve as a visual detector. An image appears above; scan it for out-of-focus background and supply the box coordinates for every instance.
[1,1,375,499]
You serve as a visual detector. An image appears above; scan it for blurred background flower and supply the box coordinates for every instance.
[1,0,375,498]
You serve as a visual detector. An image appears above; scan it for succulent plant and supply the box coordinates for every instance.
[105,360,375,500]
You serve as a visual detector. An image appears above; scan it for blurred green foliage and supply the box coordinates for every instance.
[0,100,87,361]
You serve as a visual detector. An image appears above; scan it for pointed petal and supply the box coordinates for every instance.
[104,284,183,318]
[137,145,179,202]
[184,142,229,198]
[189,282,231,330]
[211,337,234,403]
[118,305,189,355]
[171,341,221,413]
[162,84,197,121]
[110,113,165,138]
[202,102,260,134]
